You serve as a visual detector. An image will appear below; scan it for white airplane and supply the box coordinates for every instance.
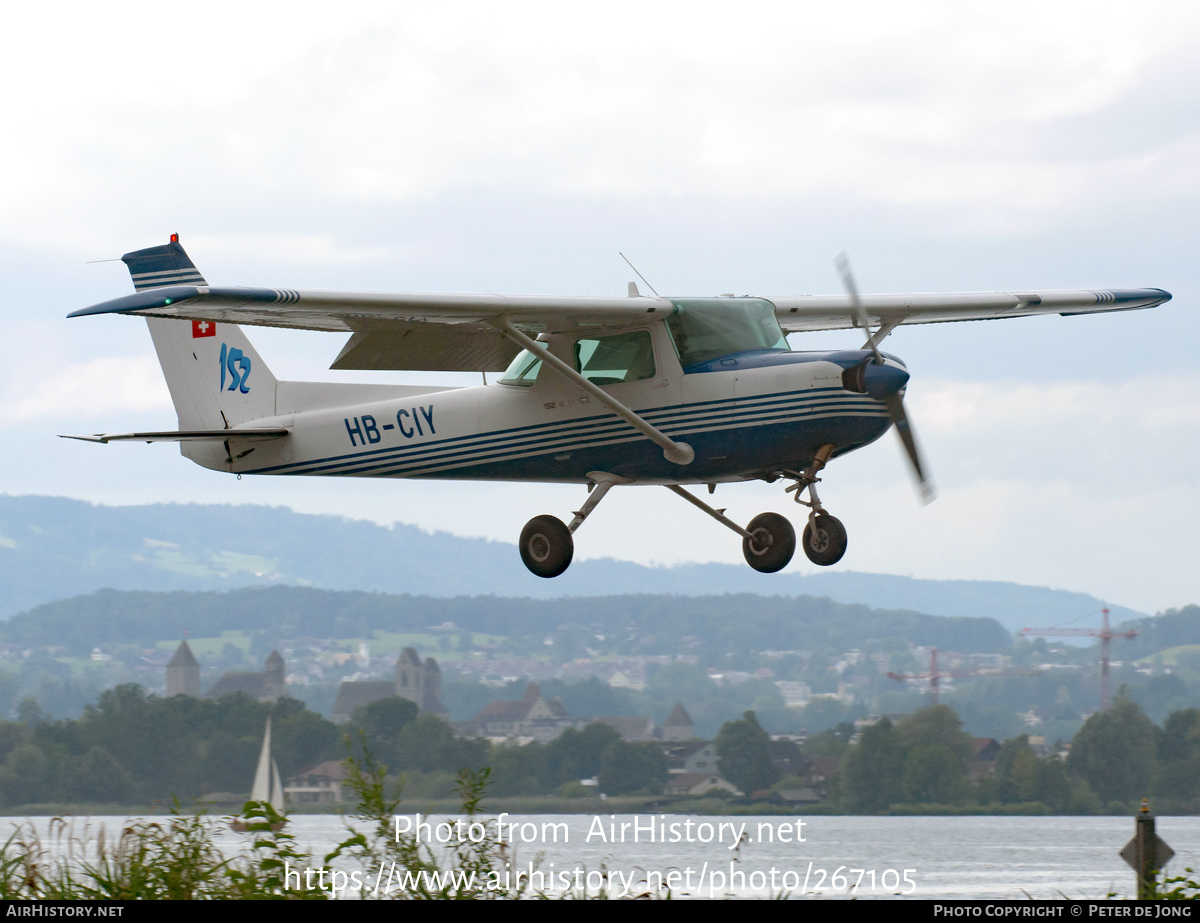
[65,235,1170,578]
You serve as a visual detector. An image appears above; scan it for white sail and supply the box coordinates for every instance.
[270,757,285,811]
[249,716,273,803]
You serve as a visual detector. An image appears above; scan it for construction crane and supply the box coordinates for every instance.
[1019,608,1137,711]
[887,648,1036,706]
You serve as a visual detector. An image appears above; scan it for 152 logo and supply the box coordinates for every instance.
[219,343,252,394]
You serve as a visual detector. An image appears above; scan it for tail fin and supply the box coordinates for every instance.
[122,233,207,291]
[123,237,278,430]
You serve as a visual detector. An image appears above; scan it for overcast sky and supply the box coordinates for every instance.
[1,1,1197,613]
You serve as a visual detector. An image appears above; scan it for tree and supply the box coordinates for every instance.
[71,746,134,803]
[896,706,974,771]
[715,711,778,795]
[1154,708,1200,806]
[350,696,419,768]
[1068,694,1158,804]
[544,722,620,787]
[0,743,48,806]
[393,714,487,775]
[598,740,668,795]
[840,718,904,812]
[901,746,969,804]
[1034,758,1071,812]
[995,735,1039,804]
[486,742,547,797]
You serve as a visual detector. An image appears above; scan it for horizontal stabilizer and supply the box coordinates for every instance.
[59,428,290,444]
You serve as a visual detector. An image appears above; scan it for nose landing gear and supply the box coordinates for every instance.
[783,443,848,567]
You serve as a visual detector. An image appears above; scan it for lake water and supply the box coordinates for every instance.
[8,813,1198,900]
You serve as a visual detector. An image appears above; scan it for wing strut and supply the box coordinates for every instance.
[492,319,694,465]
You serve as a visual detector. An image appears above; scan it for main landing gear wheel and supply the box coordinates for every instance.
[519,515,574,578]
[802,513,847,566]
[742,512,796,574]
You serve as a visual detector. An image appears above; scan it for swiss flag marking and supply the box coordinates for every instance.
[192,320,216,338]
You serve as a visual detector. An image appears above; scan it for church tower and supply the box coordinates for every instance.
[166,640,200,697]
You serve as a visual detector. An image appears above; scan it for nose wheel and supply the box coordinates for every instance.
[801,512,847,566]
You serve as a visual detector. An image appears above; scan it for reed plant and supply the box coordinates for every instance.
[0,745,643,899]
[0,804,320,899]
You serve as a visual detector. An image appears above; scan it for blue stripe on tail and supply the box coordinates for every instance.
[121,235,208,292]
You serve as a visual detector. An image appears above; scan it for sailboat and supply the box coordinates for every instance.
[231,716,287,831]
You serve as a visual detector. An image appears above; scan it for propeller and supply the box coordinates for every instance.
[835,252,935,504]
[835,252,882,365]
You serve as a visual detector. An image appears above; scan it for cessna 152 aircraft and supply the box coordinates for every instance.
[66,236,1170,578]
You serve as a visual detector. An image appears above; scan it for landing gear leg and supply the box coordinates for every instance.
[519,472,628,578]
[664,485,797,574]
[783,444,848,566]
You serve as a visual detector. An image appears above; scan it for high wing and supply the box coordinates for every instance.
[70,285,667,371]
[71,281,1171,371]
[769,288,1171,333]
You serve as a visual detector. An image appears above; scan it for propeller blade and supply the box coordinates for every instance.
[837,252,931,502]
[883,392,935,504]
[835,251,883,364]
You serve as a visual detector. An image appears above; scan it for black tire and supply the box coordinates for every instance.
[742,512,796,573]
[519,515,574,578]
[802,513,847,566]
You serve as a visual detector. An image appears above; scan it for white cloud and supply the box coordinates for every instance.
[908,373,1200,485]
[0,357,170,424]
[2,2,1200,247]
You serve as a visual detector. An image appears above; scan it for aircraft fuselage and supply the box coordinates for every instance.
[200,320,900,485]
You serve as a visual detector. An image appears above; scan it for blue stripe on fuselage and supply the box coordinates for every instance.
[241,386,892,482]
[245,386,868,476]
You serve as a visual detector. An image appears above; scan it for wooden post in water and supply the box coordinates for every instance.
[1120,798,1174,899]
[1135,800,1157,899]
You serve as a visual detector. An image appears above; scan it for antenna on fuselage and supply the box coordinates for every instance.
[619,252,660,297]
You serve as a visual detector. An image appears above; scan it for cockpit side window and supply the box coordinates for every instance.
[573,330,657,385]
[666,298,789,369]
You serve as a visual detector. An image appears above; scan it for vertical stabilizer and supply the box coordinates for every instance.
[122,237,278,429]
[144,317,277,429]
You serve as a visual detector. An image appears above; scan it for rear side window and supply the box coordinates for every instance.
[498,349,543,387]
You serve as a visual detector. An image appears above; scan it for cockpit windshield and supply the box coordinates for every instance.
[666,298,789,369]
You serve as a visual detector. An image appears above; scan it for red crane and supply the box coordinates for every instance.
[887,648,1035,706]
[1019,608,1137,711]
